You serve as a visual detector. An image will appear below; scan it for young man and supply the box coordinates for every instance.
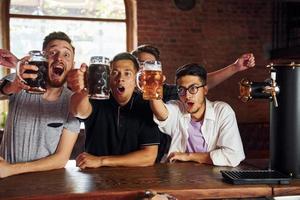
[68,52,160,169]
[132,44,255,101]
[132,44,254,162]
[149,63,245,167]
[0,32,80,178]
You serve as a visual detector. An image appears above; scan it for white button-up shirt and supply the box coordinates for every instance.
[154,99,245,167]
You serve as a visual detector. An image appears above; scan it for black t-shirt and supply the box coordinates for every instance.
[83,92,160,156]
[163,83,178,102]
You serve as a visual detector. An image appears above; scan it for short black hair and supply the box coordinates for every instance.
[131,44,160,61]
[175,63,207,85]
[111,52,139,71]
[42,31,75,53]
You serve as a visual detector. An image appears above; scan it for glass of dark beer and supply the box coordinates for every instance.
[136,60,163,100]
[87,56,110,100]
[17,50,48,94]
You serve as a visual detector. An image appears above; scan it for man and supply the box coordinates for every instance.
[149,63,245,167]
[0,32,80,178]
[68,52,160,169]
[132,44,254,162]
[132,44,255,101]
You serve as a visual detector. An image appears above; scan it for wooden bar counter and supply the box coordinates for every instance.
[0,161,277,200]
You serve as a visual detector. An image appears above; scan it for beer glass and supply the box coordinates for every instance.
[136,60,163,100]
[86,56,110,100]
[17,50,48,94]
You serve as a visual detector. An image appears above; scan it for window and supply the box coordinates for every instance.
[9,0,132,63]
[0,0,136,120]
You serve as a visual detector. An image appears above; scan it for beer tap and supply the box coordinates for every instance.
[239,65,279,107]
[262,70,279,107]
[239,61,300,178]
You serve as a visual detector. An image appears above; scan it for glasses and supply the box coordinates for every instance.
[177,84,206,96]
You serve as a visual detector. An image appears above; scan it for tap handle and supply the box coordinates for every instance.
[272,91,278,107]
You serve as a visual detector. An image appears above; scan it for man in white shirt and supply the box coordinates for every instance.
[149,63,245,167]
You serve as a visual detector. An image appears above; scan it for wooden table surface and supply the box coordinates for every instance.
[244,159,300,198]
[1,160,299,200]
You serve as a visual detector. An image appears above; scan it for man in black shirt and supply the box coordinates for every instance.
[68,52,160,168]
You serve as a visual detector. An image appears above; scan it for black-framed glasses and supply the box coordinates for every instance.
[177,84,206,96]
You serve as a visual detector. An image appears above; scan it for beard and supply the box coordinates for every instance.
[47,75,66,88]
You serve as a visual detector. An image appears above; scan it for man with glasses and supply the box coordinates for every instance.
[132,45,253,163]
[149,63,245,167]
[132,44,255,102]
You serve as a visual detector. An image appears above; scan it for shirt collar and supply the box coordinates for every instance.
[204,98,215,121]
[109,92,137,111]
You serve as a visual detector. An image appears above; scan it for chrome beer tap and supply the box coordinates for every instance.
[239,64,280,107]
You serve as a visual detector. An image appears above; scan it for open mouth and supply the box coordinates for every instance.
[53,66,64,76]
[116,86,125,94]
[51,63,65,76]
[186,102,194,107]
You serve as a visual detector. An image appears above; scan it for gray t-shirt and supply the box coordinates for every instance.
[0,83,80,163]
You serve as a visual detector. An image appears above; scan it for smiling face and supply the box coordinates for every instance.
[44,39,74,88]
[110,59,137,106]
[177,75,208,120]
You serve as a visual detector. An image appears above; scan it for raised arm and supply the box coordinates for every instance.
[0,57,38,97]
[149,99,169,121]
[162,53,255,101]
[67,64,92,119]
[0,128,78,178]
[207,53,255,89]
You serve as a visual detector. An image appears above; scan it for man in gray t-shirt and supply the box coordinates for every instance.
[0,32,80,178]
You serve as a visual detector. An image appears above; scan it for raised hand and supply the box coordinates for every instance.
[233,53,255,72]
[67,63,87,93]
[0,49,19,68]
[1,56,38,95]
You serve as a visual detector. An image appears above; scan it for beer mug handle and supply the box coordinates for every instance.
[83,68,89,92]
[136,70,144,92]
[16,60,27,84]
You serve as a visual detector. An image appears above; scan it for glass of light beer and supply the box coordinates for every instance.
[17,50,48,94]
[86,56,110,100]
[136,60,163,100]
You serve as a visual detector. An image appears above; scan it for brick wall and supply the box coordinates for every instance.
[137,0,273,123]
